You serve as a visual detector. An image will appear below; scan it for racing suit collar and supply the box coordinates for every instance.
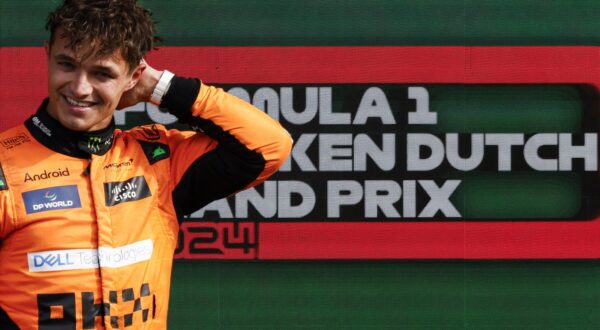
[24,98,116,158]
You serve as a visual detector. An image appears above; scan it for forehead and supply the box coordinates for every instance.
[49,33,129,72]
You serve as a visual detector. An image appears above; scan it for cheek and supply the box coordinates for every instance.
[48,71,70,91]
[97,83,125,104]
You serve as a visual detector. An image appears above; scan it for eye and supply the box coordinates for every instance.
[95,71,114,80]
[57,61,75,70]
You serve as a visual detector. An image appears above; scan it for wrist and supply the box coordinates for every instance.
[149,70,175,106]
[161,76,201,121]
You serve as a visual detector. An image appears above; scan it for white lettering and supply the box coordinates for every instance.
[418,180,461,217]
[524,133,558,171]
[364,180,401,218]
[485,133,525,171]
[407,86,435,125]
[279,134,318,172]
[327,180,363,218]
[319,134,353,171]
[319,87,350,124]
[253,87,280,120]
[407,133,445,171]
[559,133,597,171]
[446,133,484,171]
[280,87,318,125]
[354,87,395,124]
[353,133,395,171]
[277,181,316,218]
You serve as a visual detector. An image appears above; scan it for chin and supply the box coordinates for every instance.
[59,117,93,132]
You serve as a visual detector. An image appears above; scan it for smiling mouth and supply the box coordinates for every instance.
[64,95,98,108]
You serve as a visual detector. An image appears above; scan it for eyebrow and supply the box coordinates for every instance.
[53,54,76,63]
[53,53,119,76]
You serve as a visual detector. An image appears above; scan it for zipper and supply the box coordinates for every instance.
[85,157,108,328]
[83,158,92,176]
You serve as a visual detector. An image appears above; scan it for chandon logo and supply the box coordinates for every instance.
[24,168,70,182]
[104,176,152,206]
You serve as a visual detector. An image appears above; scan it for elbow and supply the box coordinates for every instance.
[278,130,294,168]
[268,128,293,172]
[259,127,293,180]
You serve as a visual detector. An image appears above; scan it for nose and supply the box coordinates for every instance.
[70,72,93,98]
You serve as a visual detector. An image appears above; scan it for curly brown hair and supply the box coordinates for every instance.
[46,0,160,72]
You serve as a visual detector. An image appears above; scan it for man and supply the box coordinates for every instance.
[0,0,292,329]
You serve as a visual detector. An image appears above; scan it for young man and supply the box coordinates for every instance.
[0,0,292,329]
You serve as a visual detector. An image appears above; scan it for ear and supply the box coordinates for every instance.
[125,60,146,91]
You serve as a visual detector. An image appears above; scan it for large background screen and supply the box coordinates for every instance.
[2,1,600,328]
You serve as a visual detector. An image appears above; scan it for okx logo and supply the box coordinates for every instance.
[37,283,153,329]
[104,176,152,207]
[23,185,81,214]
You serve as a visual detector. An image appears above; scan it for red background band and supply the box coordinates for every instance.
[2,46,599,259]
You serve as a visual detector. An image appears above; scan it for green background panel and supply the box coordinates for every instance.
[457,173,581,219]
[170,261,600,329]
[2,1,600,329]
[426,85,583,133]
[3,1,600,46]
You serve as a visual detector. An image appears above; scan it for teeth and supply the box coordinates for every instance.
[65,96,94,107]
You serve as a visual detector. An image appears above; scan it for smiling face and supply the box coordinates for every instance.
[46,30,142,132]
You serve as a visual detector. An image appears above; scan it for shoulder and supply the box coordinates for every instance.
[118,124,178,165]
[0,124,37,159]
[121,124,170,143]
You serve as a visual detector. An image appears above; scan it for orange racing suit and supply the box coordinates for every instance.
[0,77,292,329]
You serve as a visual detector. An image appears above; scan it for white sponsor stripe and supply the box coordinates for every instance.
[28,239,153,273]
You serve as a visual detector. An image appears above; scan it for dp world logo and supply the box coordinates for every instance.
[23,185,81,214]
[44,191,58,202]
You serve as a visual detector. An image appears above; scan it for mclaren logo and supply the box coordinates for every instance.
[103,159,134,170]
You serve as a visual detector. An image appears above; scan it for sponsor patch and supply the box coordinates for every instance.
[22,185,81,214]
[32,116,52,137]
[28,239,153,272]
[138,140,170,165]
[1,132,31,150]
[104,176,152,206]
[103,159,134,170]
[0,162,7,191]
[24,168,70,182]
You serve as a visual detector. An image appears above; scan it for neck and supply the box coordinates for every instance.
[25,98,115,158]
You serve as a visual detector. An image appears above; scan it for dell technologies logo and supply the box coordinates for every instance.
[28,239,154,272]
